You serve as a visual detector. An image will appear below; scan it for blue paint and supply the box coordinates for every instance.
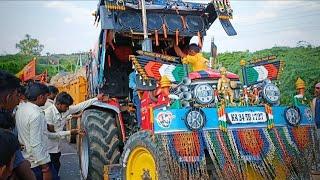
[153,105,314,134]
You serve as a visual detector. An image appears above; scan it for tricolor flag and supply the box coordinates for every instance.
[243,59,284,85]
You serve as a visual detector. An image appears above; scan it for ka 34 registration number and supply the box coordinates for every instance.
[227,111,268,124]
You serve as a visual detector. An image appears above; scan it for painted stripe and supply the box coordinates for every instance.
[253,66,268,81]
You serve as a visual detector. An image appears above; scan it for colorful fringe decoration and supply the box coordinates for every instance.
[218,106,227,132]
[154,127,318,180]
[264,104,274,129]
[204,131,243,180]
[156,132,208,180]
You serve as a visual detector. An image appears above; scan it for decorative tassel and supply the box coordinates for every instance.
[197,31,203,48]
[218,106,227,132]
[155,30,159,46]
[181,16,187,30]
[163,24,167,39]
[107,55,111,68]
[265,104,274,129]
[175,29,179,46]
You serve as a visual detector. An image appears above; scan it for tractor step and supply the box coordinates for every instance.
[103,164,122,180]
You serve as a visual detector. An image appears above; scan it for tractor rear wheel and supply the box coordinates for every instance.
[79,109,121,180]
[120,131,171,180]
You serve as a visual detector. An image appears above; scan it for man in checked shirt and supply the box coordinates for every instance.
[44,92,103,174]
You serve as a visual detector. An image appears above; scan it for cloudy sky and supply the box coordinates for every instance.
[0,0,319,54]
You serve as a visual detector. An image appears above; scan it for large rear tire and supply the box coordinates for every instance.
[120,131,171,180]
[80,109,121,180]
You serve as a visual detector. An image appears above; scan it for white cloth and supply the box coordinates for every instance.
[44,98,98,153]
[15,101,51,168]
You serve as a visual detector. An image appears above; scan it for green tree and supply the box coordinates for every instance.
[16,34,44,56]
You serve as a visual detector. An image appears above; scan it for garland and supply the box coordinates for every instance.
[155,127,318,179]
[204,130,242,180]
[155,132,208,179]
[264,104,274,129]
[231,129,276,179]
[218,106,227,132]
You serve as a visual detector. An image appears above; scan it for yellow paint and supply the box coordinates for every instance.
[126,147,157,180]
[245,164,264,180]
[55,76,87,104]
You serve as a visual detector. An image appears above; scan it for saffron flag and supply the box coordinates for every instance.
[16,58,36,81]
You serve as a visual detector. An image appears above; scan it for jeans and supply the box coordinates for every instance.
[31,162,59,180]
[132,94,141,127]
[49,152,61,174]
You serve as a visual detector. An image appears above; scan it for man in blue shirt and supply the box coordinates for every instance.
[129,71,141,127]
[312,82,320,129]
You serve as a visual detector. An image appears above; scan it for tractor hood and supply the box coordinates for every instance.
[96,0,236,37]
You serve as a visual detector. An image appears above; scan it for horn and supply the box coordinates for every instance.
[180,92,192,101]
[182,77,191,86]
[168,94,180,100]
[178,85,189,92]
[181,101,190,108]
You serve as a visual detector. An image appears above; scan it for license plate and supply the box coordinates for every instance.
[227,111,267,124]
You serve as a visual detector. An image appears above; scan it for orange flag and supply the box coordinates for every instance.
[18,58,36,81]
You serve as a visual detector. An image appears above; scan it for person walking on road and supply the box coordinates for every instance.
[44,92,103,174]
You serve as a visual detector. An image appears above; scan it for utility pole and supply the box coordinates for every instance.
[141,0,152,52]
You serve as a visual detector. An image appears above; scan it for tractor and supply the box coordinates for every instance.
[77,0,319,179]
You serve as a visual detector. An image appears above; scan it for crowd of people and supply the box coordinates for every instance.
[0,70,103,180]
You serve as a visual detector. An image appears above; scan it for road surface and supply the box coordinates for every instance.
[59,141,81,180]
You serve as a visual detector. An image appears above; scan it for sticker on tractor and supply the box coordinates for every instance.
[304,108,313,122]
[156,111,175,128]
[227,111,267,124]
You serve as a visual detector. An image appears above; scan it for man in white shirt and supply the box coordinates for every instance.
[44,92,103,173]
[42,86,58,110]
[15,82,59,180]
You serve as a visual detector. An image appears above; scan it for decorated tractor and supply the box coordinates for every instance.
[78,0,319,179]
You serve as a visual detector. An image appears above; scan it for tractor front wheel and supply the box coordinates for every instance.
[120,131,171,180]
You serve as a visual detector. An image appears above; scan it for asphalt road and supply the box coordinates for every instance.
[59,141,81,180]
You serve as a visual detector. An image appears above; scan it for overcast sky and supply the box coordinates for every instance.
[0,1,319,55]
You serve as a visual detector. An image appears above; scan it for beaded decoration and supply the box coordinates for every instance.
[154,127,318,179]
[231,129,276,179]
[204,131,242,180]
[156,132,209,179]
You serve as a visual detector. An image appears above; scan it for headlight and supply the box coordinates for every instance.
[262,83,280,105]
[185,108,206,131]
[193,84,213,104]
[285,106,301,126]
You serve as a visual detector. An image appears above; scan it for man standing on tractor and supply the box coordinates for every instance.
[174,43,209,72]
[44,92,103,174]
